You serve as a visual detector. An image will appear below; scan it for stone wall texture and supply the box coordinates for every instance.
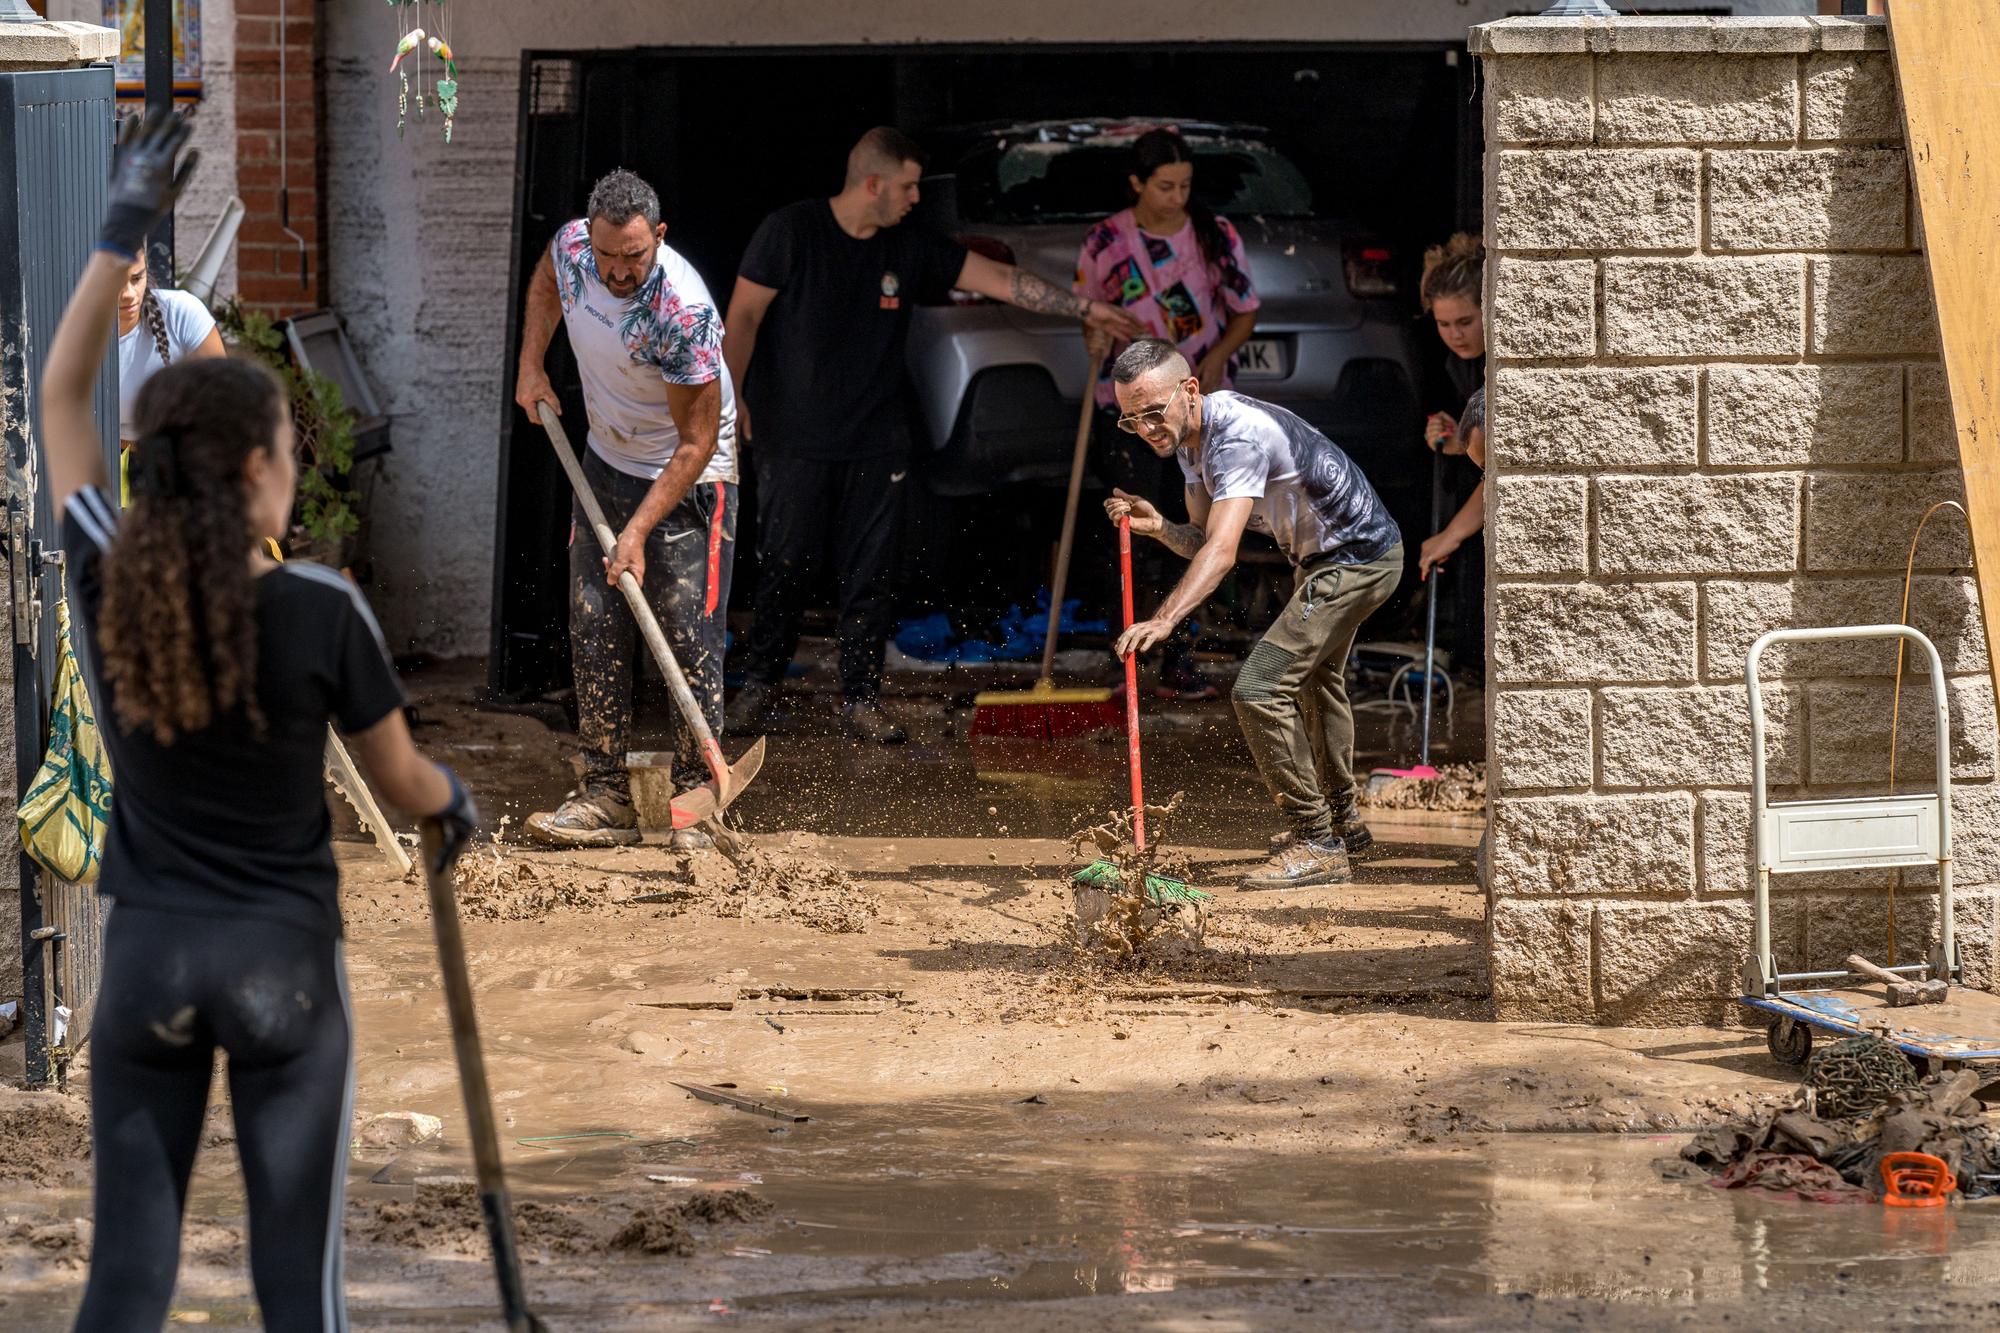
[1473,15,1988,1024]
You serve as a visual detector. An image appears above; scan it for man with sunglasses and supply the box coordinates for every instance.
[1103,338,1402,889]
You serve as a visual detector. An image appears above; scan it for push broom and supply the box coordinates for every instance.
[1073,515,1209,906]
[969,351,1123,747]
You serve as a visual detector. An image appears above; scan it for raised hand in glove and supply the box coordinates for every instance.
[99,110,199,262]
[425,765,481,877]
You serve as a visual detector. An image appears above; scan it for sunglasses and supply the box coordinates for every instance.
[1116,382,1188,435]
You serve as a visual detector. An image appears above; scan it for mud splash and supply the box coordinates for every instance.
[1360,763,1485,813]
[680,834,878,935]
[1067,795,1206,962]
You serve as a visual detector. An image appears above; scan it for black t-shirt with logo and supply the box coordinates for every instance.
[62,484,407,937]
[737,199,966,460]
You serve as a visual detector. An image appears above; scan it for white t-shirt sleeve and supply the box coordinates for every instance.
[156,289,216,358]
[1204,437,1268,503]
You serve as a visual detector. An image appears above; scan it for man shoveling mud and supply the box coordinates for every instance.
[1102,338,1402,889]
[515,169,738,847]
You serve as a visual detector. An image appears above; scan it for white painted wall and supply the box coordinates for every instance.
[321,0,1818,656]
[50,0,238,299]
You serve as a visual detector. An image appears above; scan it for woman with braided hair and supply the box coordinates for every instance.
[43,111,477,1331]
[115,251,223,502]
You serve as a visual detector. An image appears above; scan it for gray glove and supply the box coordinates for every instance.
[99,110,198,261]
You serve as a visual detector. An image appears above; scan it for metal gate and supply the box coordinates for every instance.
[0,65,118,1085]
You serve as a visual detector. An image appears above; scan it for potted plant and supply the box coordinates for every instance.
[211,299,364,569]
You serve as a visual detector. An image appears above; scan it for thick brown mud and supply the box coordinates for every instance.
[12,659,2000,1329]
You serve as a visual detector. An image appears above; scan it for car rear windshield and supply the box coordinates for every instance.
[954,136,1315,224]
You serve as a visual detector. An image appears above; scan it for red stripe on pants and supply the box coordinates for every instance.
[705,482,727,617]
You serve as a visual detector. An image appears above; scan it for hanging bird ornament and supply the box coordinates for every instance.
[386,0,460,145]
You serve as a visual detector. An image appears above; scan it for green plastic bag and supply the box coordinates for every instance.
[19,600,112,883]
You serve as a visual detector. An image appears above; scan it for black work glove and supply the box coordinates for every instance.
[99,110,199,262]
[426,765,480,877]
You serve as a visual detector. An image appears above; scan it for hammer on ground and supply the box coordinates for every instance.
[1847,953,1950,1006]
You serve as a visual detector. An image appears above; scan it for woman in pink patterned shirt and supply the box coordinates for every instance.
[1075,128,1261,700]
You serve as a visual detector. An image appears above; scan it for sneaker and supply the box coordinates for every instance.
[1241,837,1352,890]
[725,680,776,734]
[524,787,641,848]
[670,827,715,852]
[1153,664,1220,702]
[842,699,908,745]
[1268,816,1373,858]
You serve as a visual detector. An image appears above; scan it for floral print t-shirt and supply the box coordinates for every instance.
[551,218,737,484]
[1074,209,1261,409]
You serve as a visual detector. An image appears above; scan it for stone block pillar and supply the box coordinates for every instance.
[1474,14,1995,1024]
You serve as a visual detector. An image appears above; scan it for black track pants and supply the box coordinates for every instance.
[740,451,908,701]
[75,905,354,1332]
[569,448,735,798]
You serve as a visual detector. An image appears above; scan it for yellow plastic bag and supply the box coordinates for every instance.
[19,600,112,883]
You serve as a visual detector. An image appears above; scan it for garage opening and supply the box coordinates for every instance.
[489,42,1479,699]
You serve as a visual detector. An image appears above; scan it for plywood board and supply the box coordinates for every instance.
[1892,1,2000,707]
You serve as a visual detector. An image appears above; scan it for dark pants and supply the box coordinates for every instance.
[1231,544,1405,842]
[741,450,908,701]
[570,449,736,799]
[77,906,353,1332]
[1094,411,1200,675]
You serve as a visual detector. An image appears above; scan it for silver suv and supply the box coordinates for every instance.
[907,118,1421,499]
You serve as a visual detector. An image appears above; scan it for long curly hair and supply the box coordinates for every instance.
[99,357,286,744]
[1420,233,1484,312]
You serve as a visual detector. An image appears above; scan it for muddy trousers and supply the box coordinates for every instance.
[740,452,907,701]
[76,906,353,1333]
[1231,544,1404,843]
[570,450,736,799]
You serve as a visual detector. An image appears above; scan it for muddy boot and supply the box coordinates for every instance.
[670,827,714,852]
[725,680,777,735]
[1241,837,1351,890]
[841,699,907,745]
[524,786,641,848]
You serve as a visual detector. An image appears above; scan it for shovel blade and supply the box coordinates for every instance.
[672,736,768,826]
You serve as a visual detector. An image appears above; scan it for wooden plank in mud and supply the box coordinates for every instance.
[1891,0,2000,696]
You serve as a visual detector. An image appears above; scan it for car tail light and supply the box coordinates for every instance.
[939,235,1018,305]
[1342,241,1398,298]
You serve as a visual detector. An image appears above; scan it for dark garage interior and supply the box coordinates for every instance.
[490,43,1481,698]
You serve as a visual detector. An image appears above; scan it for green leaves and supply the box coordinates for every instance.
[212,299,363,552]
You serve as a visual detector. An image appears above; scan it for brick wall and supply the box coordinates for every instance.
[1474,14,1994,1024]
[233,0,321,315]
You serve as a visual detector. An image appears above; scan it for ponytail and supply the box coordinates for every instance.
[142,287,172,366]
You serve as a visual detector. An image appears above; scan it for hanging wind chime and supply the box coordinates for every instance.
[387,0,459,144]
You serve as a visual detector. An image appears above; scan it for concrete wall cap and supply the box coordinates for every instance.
[1471,14,1885,57]
[0,19,120,67]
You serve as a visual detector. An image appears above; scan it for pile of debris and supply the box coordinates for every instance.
[1672,1035,2000,1203]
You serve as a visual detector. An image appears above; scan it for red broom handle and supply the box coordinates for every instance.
[1119,515,1146,849]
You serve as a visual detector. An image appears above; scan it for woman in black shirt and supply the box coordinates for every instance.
[42,113,477,1332]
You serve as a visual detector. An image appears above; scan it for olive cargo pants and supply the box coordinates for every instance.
[1229,544,1404,843]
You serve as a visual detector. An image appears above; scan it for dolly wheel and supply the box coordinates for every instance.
[1768,1017,1812,1066]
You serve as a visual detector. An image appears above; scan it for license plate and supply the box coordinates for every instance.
[1235,338,1285,379]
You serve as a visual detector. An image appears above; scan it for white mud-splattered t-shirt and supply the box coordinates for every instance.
[551,219,737,484]
[1179,390,1400,566]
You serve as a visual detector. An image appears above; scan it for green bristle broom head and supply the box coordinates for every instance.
[1073,858,1212,904]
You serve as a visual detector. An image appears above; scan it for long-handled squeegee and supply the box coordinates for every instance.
[535,402,763,838]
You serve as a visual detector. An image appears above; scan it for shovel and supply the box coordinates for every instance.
[534,402,764,836]
[418,820,549,1333]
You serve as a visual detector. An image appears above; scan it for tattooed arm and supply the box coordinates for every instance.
[956,252,1144,339]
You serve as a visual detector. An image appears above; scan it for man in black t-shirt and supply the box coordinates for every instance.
[722,126,1140,743]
